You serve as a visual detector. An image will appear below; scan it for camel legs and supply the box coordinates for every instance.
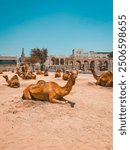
[50,98,75,108]
[50,98,68,104]
[60,97,75,108]
[22,89,32,100]
[105,80,113,87]
[96,80,101,86]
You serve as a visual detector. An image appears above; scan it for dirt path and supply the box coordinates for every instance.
[0,72,112,150]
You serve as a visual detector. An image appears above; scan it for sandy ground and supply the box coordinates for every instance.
[0,71,112,150]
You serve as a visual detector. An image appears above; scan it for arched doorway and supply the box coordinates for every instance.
[102,61,108,71]
[76,60,81,70]
[90,60,95,69]
[55,58,59,65]
[60,58,64,65]
[97,61,102,71]
[84,61,89,71]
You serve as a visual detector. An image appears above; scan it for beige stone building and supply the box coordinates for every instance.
[0,56,18,71]
[45,49,113,72]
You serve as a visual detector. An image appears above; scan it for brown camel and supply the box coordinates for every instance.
[55,69,61,78]
[16,68,24,78]
[22,73,77,107]
[62,70,71,80]
[90,68,113,87]
[16,63,36,79]
[36,70,44,75]
[20,63,29,73]
[43,69,49,76]
[24,71,36,79]
[16,68,36,79]
[3,75,20,88]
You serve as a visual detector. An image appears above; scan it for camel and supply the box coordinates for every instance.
[20,63,29,73]
[43,69,49,76]
[36,70,44,75]
[90,68,113,87]
[22,73,77,107]
[16,68,36,79]
[62,70,71,80]
[3,75,20,88]
[24,71,36,79]
[16,63,36,80]
[55,69,61,78]
[71,69,78,77]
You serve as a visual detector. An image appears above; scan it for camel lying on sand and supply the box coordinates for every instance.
[62,70,71,80]
[43,69,49,76]
[3,75,20,88]
[55,69,61,78]
[16,68,36,79]
[90,68,113,87]
[22,73,77,107]
[36,70,44,75]
[20,63,29,73]
[24,71,36,79]
[16,63,36,79]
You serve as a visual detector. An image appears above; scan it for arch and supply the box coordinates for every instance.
[103,61,108,70]
[90,60,95,69]
[60,58,64,65]
[51,57,56,65]
[97,60,102,71]
[76,60,81,70]
[84,60,89,71]
[55,58,59,65]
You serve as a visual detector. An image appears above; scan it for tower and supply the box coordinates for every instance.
[20,48,25,62]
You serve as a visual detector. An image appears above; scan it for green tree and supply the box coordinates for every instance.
[25,56,40,64]
[30,48,48,70]
[30,48,48,63]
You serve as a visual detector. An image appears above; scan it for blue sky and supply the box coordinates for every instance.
[0,0,113,57]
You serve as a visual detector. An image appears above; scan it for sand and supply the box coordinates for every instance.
[0,72,112,150]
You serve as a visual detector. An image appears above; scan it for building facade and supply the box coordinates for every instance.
[0,56,18,71]
[45,49,113,72]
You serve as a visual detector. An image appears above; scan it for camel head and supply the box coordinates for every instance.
[56,69,61,72]
[69,73,77,85]
[13,75,19,80]
[3,75,8,80]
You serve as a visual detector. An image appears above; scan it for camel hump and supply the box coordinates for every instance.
[11,75,19,80]
[29,84,43,94]
[37,80,46,85]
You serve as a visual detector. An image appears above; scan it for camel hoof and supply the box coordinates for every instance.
[70,102,75,108]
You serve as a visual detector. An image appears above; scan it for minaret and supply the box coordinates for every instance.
[21,48,25,62]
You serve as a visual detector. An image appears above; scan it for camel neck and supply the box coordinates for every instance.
[5,77,9,82]
[91,70,100,80]
[62,78,75,96]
